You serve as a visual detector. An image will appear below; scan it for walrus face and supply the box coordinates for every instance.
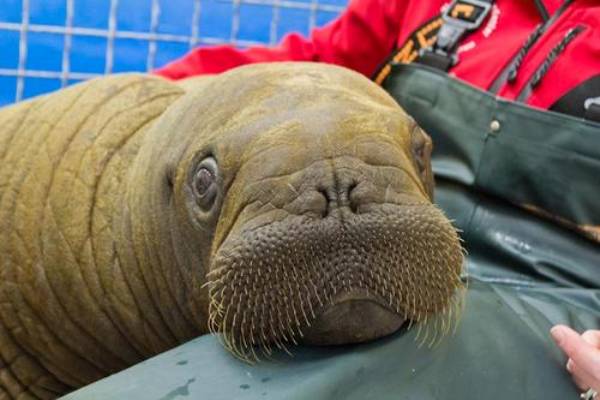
[169,63,464,360]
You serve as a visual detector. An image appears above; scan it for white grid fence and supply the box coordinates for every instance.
[0,0,346,103]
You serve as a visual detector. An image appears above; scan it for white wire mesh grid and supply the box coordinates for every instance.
[0,0,346,102]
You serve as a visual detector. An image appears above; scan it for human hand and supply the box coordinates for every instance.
[551,325,600,397]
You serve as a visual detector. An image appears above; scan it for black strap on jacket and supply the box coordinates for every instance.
[550,75,600,123]
[419,0,493,71]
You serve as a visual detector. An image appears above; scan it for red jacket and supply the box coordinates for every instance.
[155,0,600,112]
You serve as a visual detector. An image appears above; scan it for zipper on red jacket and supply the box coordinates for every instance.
[516,25,586,102]
[533,0,550,21]
[488,0,574,94]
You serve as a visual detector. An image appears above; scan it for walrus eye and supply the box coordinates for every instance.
[413,142,426,172]
[195,169,214,195]
[409,123,434,199]
[193,157,218,210]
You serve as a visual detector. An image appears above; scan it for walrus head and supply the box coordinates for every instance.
[136,62,464,360]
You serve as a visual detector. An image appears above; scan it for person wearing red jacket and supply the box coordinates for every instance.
[156,0,600,118]
[156,1,600,398]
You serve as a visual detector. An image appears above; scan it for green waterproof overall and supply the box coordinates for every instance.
[66,65,600,400]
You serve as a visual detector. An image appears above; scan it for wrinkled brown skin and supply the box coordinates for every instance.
[0,62,463,399]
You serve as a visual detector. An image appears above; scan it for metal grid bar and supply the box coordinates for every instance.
[308,0,319,32]
[222,0,346,13]
[60,0,74,87]
[147,0,161,71]
[220,0,344,13]
[189,0,202,49]
[0,68,100,80]
[269,0,281,45]
[0,22,265,46]
[15,0,30,102]
[230,0,241,44]
[1,0,346,103]
[105,0,119,74]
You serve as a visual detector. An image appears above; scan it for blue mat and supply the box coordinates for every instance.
[0,0,346,106]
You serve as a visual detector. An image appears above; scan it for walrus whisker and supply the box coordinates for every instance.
[415,317,425,347]
[429,313,440,348]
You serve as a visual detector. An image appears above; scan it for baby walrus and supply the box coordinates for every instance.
[0,62,463,399]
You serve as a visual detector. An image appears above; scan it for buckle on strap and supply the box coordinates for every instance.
[417,49,457,70]
[419,0,492,70]
[436,0,492,52]
[584,96,600,110]
[584,97,600,123]
[442,0,493,30]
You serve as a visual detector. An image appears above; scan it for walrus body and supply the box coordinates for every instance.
[0,63,463,399]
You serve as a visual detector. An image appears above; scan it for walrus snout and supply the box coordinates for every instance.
[301,293,407,345]
[207,203,464,360]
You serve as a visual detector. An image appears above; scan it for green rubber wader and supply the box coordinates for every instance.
[65,65,600,400]
[384,63,600,290]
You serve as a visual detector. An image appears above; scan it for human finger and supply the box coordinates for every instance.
[551,325,600,381]
[582,330,600,349]
[567,359,598,391]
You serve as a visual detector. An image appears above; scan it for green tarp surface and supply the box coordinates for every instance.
[64,278,597,400]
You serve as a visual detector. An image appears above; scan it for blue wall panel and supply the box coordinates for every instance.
[0,0,347,107]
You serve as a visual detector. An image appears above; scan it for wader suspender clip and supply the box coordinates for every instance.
[419,0,493,71]
[584,97,600,122]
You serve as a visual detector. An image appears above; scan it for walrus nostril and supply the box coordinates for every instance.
[317,187,330,218]
[316,181,360,217]
[347,181,359,213]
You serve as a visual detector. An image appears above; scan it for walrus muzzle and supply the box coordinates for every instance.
[208,176,463,359]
